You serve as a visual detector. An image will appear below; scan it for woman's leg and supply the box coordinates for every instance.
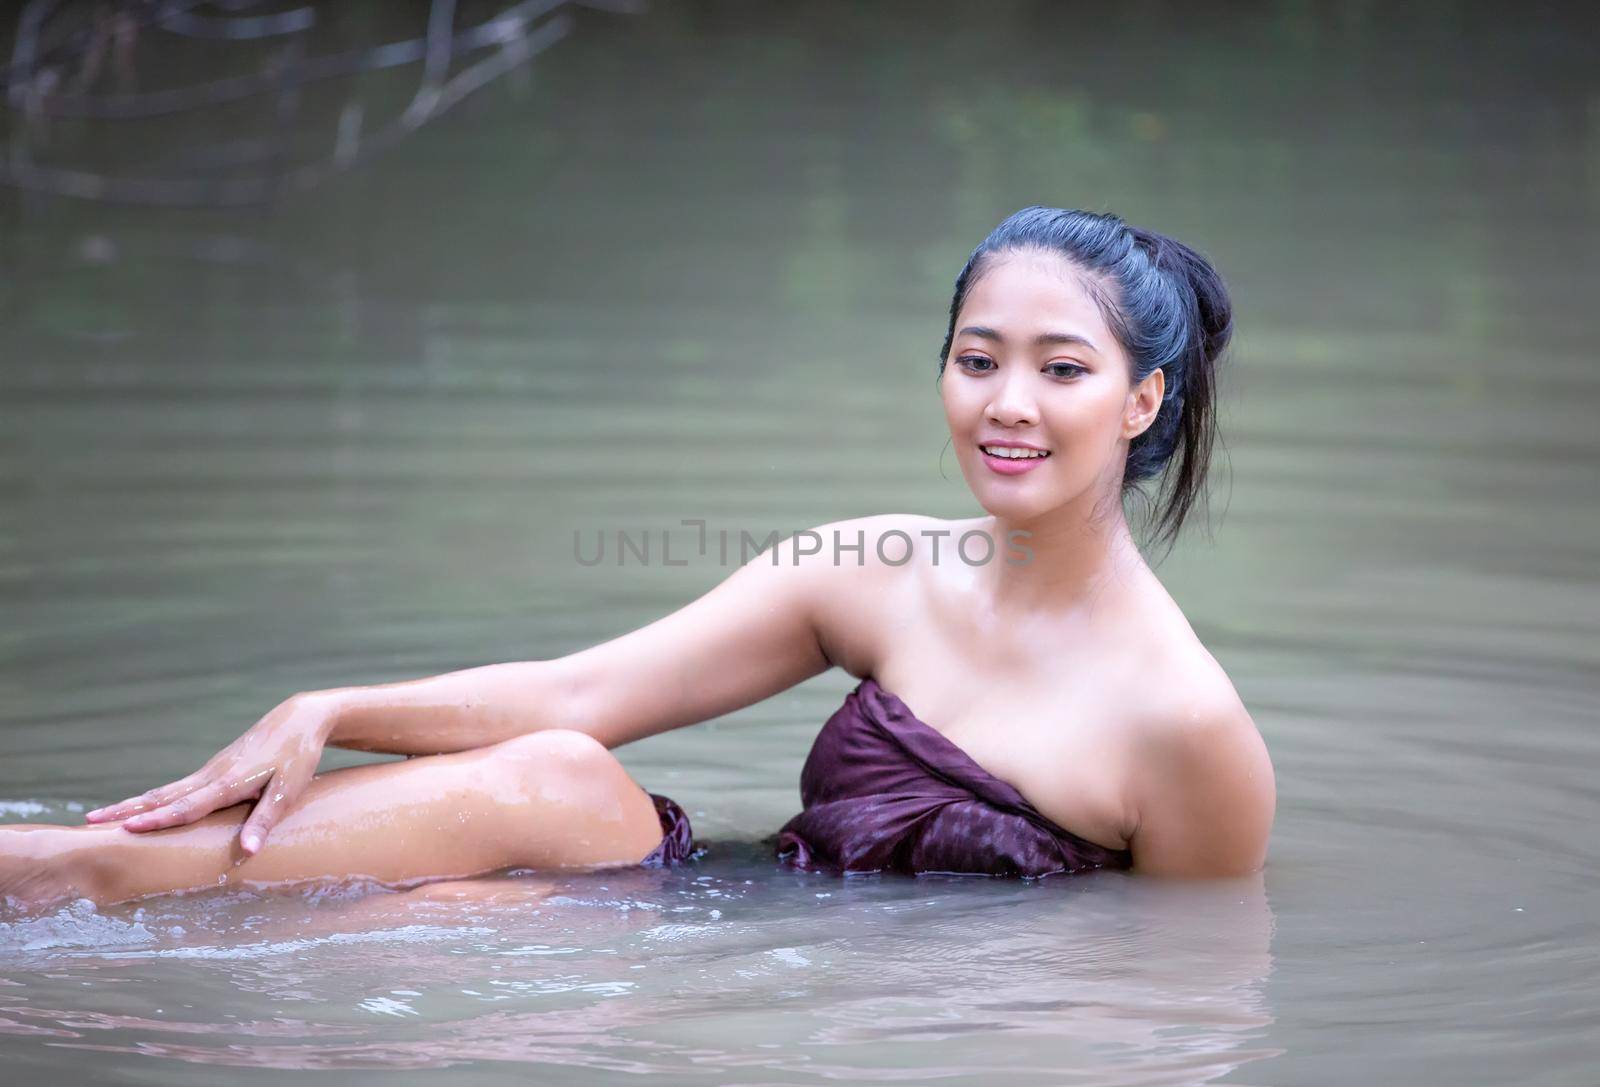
[0,730,667,912]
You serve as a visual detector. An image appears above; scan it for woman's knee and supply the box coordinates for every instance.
[490,729,617,777]
[475,730,661,865]
[482,730,640,807]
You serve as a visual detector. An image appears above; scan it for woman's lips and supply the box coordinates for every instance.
[979,446,1050,476]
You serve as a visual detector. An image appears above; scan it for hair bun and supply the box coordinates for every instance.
[1131,227,1233,366]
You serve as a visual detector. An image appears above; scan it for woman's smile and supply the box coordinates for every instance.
[979,440,1052,476]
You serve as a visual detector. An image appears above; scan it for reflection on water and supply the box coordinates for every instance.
[2,858,1275,1082]
[3,0,1598,1083]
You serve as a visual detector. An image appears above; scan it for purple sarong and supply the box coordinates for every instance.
[775,677,1133,878]
[638,793,697,867]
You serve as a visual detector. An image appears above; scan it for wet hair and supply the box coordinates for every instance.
[937,206,1234,551]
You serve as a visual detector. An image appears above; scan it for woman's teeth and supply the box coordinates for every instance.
[981,446,1049,459]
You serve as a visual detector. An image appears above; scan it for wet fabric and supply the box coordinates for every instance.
[775,677,1133,878]
[638,793,699,867]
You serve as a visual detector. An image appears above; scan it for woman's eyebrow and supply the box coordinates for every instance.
[958,326,1101,353]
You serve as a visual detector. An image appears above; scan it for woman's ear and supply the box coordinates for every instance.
[1123,368,1165,440]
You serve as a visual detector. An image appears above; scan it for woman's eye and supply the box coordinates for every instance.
[957,355,994,371]
[1047,363,1086,379]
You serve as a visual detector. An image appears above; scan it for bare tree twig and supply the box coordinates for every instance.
[156,6,319,41]
[2,0,210,87]
[0,11,575,208]
[407,0,459,124]
[7,0,568,120]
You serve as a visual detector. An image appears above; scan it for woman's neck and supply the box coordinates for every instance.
[980,495,1150,618]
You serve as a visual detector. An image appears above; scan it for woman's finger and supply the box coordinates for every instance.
[85,770,212,823]
[119,779,245,834]
[238,766,308,855]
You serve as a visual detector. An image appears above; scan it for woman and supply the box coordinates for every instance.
[1,207,1275,912]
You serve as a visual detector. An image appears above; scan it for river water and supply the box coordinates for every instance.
[2,2,1597,1083]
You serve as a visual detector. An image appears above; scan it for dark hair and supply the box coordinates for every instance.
[937,206,1233,551]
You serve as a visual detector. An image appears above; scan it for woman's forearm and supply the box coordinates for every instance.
[321,658,585,756]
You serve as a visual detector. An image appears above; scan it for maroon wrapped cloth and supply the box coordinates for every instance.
[638,793,698,867]
[775,677,1133,878]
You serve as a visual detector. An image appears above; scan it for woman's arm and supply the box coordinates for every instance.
[320,660,584,755]
[327,526,839,753]
[1126,694,1277,878]
[88,517,871,850]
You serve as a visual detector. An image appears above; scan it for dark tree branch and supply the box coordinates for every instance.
[156,6,319,41]
[0,11,576,208]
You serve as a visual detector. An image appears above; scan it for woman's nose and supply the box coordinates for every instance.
[986,371,1039,427]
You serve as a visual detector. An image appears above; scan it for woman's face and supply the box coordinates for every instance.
[939,249,1164,524]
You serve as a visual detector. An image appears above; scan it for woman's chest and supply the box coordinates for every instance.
[867,657,1137,852]
[816,557,1154,852]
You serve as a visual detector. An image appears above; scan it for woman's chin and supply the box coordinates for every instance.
[957,460,1070,522]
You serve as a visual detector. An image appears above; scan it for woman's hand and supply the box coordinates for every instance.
[83,692,339,855]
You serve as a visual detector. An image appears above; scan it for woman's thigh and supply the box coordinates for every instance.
[8,730,668,908]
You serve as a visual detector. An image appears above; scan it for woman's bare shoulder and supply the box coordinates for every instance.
[1131,604,1273,782]
[1130,605,1260,742]
[782,512,957,677]
[1118,612,1275,875]
[1112,569,1248,719]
